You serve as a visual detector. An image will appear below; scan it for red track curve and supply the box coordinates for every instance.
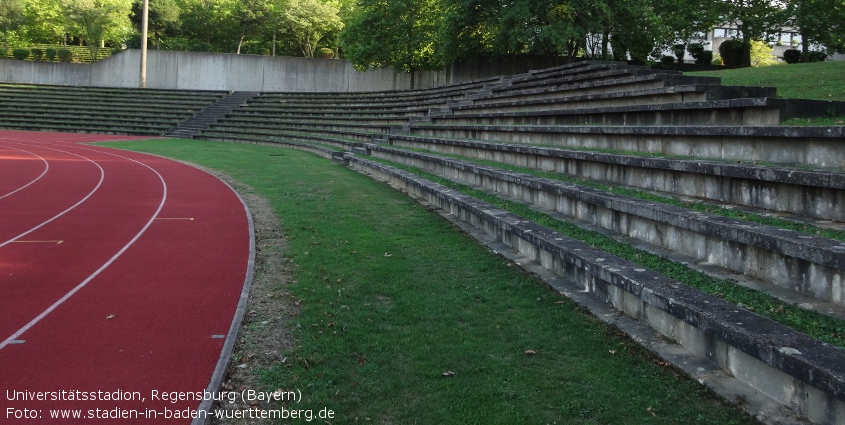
[0,131,253,424]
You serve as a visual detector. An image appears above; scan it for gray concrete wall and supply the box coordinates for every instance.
[0,50,416,92]
[0,50,572,92]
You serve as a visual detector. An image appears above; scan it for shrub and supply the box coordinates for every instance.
[12,48,30,60]
[783,49,801,64]
[190,42,212,52]
[57,48,73,63]
[700,50,714,65]
[316,47,334,59]
[719,39,749,67]
[672,44,686,63]
[660,55,675,67]
[808,51,827,62]
[0,48,7,59]
[711,54,723,66]
[31,48,43,61]
[687,43,704,63]
[45,48,57,61]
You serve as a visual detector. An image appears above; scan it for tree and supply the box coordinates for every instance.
[437,0,500,62]
[0,0,25,49]
[231,0,272,53]
[787,0,845,61]
[21,0,67,44]
[714,0,789,66]
[63,0,132,59]
[279,0,343,57]
[130,0,182,49]
[340,0,444,88]
[749,39,777,66]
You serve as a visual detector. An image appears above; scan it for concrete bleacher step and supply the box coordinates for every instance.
[0,83,226,135]
[430,97,788,126]
[405,123,845,169]
[168,91,259,139]
[382,132,845,223]
[362,144,845,313]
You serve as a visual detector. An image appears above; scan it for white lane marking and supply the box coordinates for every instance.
[0,144,50,201]
[0,145,169,351]
[0,144,104,249]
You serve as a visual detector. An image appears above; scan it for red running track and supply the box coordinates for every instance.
[0,131,253,424]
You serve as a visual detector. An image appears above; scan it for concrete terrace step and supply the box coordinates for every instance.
[382,133,845,223]
[406,124,845,168]
[168,91,259,138]
[451,85,760,116]
[363,144,845,312]
[429,97,787,126]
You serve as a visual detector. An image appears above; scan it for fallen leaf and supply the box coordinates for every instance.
[608,350,617,355]
[106,314,115,320]
[647,406,656,417]
[442,371,455,377]
[384,252,392,257]
[524,349,536,355]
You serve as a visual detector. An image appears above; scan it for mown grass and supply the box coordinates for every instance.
[106,139,759,425]
[685,61,845,102]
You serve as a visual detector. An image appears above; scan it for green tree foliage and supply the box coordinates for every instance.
[21,0,66,44]
[0,0,25,49]
[714,0,789,66]
[232,0,272,53]
[130,0,181,49]
[750,39,778,66]
[279,0,343,57]
[62,0,132,60]
[340,0,444,87]
[787,0,845,61]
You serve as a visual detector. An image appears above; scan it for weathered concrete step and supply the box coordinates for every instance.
[407,124,845,169]
[431,98,790,126]
[365,144,845,310]
[344,153,845,425]
[384,133,845,222]
[452,85,740,115]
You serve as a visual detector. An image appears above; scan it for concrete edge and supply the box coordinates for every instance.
[189,168,257,425]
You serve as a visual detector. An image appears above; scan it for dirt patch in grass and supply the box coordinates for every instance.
[193,166,298,425]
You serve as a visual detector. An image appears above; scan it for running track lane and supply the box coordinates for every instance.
[0,131,253,424]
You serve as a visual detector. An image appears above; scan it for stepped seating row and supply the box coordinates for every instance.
[0,83,227,135]
[194,60,845,424]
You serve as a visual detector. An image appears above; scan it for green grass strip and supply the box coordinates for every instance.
[106,139,758,425]
[373,157,845,350]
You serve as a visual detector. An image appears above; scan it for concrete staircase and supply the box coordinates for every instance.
[168,91,259,139]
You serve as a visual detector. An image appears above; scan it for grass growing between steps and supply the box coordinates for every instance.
[396,146,845,242]
[104,139,759,425]
[371,157,845,351]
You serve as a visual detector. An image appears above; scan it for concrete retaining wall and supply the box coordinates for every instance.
[0,50,569,92]
[0,50,414,92]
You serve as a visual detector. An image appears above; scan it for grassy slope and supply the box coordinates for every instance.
[685,61,845,101]
[108,139,759,425]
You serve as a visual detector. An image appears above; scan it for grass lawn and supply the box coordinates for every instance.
[685,61,845,101]
[686,61,845,125]
[105,138,759,425]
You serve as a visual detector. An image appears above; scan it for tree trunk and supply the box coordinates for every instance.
[237,35,244,54]
[801,28,810,62]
